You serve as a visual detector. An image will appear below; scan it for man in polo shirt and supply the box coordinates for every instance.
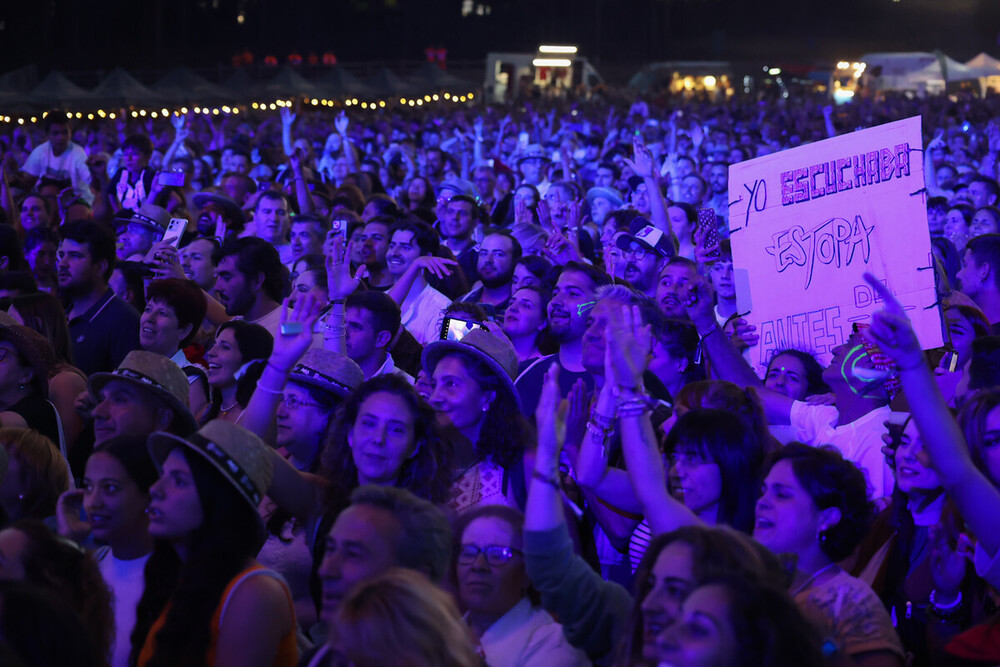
[616,218,675,299]
[115,202,170,261]
[59,220,140,376]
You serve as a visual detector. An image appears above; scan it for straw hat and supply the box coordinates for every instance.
[147,420,273,518]
[89,351,197,434]
[193,191,246,226]
[0,325,56,398]
[289,349,364,399]
[422,329,521,411]
[127,202,171,234]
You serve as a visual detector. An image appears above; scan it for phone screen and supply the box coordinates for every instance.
[440,317,482,341]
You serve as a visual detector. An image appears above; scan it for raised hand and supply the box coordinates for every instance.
[409,255,457,279]
[335,111,350,135]
[535,363,563,457]
[325,236,365,300]
[280,107,297,127]
[56,489,91,543]
[625,138,657,180]
[514,197,532,226]
[564,378,590,456]
[860,273,925,371]
[144,241,185,280]
[271,294,322,372]
[679,274,718,333]
[929,523,971,604]
[605,304,651,390]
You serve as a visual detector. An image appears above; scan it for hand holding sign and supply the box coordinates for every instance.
[860,273,925,371]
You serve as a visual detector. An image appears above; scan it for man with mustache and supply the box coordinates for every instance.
[615,219,674,299]
[458,231,519,320]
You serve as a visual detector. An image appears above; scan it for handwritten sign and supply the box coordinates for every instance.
[728,116,943,372]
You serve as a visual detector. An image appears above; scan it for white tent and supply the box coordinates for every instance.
[902,56,981,94]
[966,53,1000,92]
[859,52,939,91]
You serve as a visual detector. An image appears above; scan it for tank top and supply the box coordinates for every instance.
[137,564,298,666]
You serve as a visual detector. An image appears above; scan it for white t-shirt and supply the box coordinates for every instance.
[475,597,589,667]
[22,141,94,204]
[401,284,451,346]
[97,547,151,667]
[789,401,895,500]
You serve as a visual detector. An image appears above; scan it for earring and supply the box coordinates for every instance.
[817,530,828,544]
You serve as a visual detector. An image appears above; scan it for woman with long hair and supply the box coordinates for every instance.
[5,292,89,443]
[57,435,159,667]
[423,328,534,513]
[502,285,552,370]
[200,320,272,425]
[133,420,296,666]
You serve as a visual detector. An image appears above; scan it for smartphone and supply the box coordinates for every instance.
[158,170,186,187]
[162,218,187,248]
[280,322,304,336]
[440,317,483,342]
[698,208,720,259]
[329,218,348,241]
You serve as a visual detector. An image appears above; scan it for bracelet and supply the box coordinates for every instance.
[254,383,284,395]
[612,384,642,398]
[532,469,561,489]
[697,322,721,339]
[927,590,965,623]
[929,589,962,610]
[589,406,615,429]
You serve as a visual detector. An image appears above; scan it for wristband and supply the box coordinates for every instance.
[697,322,721,339]
[255,383,284,395]
[929,589,962,610]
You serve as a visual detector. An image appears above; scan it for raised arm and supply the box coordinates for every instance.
[862,273,1000,557]
[239,297,319,443]
[609,304,704,535]
[280,108,296,158]
[625,138,669,234]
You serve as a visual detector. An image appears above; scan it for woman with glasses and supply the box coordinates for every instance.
[239,298,365,633]
[452,504,587,667]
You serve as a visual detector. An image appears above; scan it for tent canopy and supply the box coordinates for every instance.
[316,66,377,99]
[407,61,477,96]
[253,66,323,101]
[29,71,95,110]
[966,53,1000,77]
[364,68,420,97]
[90,68,169,108]
[154,68,236,106]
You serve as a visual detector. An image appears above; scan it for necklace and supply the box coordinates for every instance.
[790,563,839,596]
[220,399,240,414]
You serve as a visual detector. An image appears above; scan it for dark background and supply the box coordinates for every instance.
[2,0,998,82]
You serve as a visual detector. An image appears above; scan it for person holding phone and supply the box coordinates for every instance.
[101,135,156,218]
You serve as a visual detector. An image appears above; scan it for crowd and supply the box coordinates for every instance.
[0,87,998,666]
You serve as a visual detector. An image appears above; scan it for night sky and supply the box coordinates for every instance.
[1,0,997,84]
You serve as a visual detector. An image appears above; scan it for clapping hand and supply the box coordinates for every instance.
[605,304,651,390]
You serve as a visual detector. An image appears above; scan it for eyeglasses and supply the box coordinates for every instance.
[457,544,522,567]
[624,246,650,261]
[281,394,324,410]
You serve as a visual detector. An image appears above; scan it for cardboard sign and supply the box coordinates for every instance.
[728,115,943,372]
